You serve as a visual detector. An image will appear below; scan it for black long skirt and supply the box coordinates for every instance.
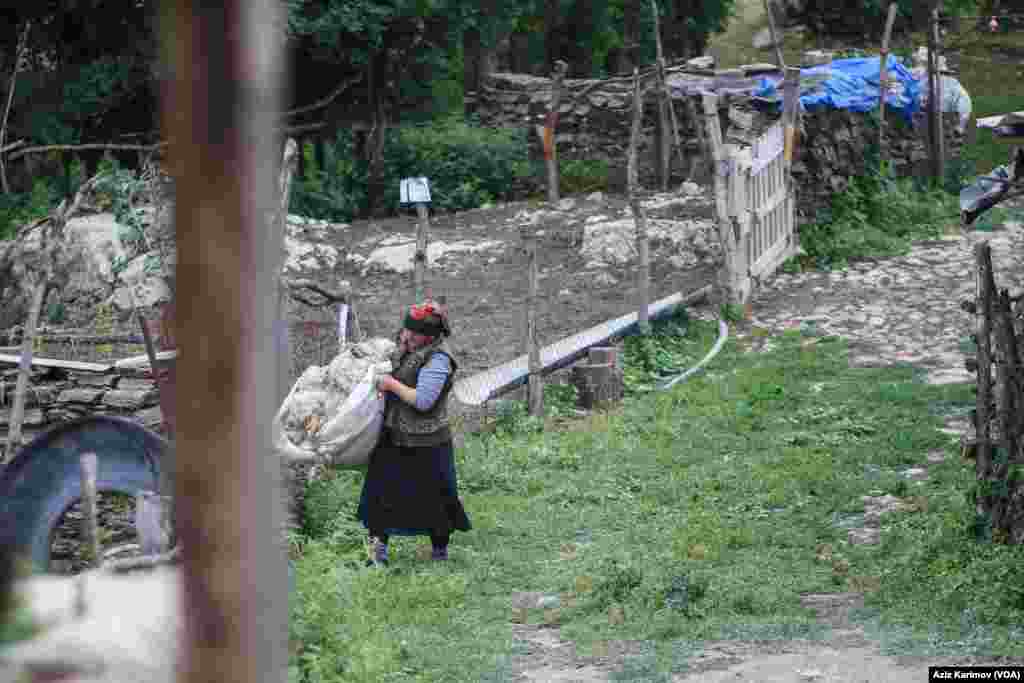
[356,430,471,537]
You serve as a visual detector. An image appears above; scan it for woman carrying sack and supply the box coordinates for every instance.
[356,299,471,567]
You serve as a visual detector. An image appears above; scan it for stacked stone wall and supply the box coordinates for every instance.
[478,72,964,223]
[0,363,165,448]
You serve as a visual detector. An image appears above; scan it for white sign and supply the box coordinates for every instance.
[750,122,784,175]
[338,304,348,345]
[400,177,431,204]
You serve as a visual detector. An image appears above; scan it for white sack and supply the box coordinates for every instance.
[274,337,396,467]
[911,65,973,133]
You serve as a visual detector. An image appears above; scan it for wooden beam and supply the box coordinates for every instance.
[163,2,289,683]
[0,354,115,372]
[878,3,899,170]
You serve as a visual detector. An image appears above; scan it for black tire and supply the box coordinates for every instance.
[0,416,169,572]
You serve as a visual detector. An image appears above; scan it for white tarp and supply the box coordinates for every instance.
[273,337,396,467]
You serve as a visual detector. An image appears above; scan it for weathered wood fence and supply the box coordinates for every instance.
[703,68,802,307]
[963,242,1024,544]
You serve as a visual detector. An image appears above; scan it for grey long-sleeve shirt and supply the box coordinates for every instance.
[412,353,452,411]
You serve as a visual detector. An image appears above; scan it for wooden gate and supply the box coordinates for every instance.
[703,69,801,306]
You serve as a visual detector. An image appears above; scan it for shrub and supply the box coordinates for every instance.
[798,171,958,269]
[288,117,535,222]
[0,180,60,240]
[559,159,611,195]
[382,116,533,213]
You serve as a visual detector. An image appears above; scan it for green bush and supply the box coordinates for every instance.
[382,116,533,212]
[289,118,535,222]
[559,159,611,195]
[0,180,60,240]
[798,171,958,269]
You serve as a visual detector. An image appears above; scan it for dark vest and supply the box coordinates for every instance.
[383,338,458,447]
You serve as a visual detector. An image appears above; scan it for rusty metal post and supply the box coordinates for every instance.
[162,2,289,683]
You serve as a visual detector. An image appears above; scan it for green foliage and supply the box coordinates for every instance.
[621,311,693,393]
[289,322,1024,679]
[798,170,958,270]
[290,118,534,220]
[559,159,610,194]
[0,180,60,240]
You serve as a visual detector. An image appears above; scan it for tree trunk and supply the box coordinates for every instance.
[510,30,531,73]
[544,0,562,71]
[463,25,483,116]
[621,0,644,72]
[363,57,388,218]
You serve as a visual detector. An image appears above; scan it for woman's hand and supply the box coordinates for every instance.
[376,374,397,394]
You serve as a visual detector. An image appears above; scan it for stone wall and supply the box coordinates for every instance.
[0,363,165,448]
[477,72,705,190]
[792,109,964,222]
[478,72,965,223]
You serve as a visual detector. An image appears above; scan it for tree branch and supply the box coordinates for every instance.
[283,74,364,119]
[1,21,32,195]
[6,142,166,162]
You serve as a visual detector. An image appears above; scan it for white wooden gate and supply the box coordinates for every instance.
[703,79,800,306]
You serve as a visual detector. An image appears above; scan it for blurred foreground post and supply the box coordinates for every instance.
[162,2,289,682]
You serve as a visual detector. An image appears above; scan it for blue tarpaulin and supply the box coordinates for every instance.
[753,56,922,121]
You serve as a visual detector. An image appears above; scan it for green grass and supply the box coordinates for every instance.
[290,313,1024,682]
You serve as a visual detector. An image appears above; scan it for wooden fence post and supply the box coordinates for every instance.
[927,2,946,184]
[762,0,787,69]
[537,60,568,205]
[164,1,290,682]
[79,452,100,568]
[276,139,299,405]
[414,202,430,303]
[878,3,899,170]
[522,228,543,417]
[975,242,993,505]
[650,0,682,191]
[627,68,651,334]
[702,94,738,307]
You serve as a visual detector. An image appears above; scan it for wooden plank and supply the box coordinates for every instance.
[113,349,178,370]
[749,234,797,279]
[0,353,113,372]
[753,183,789,222]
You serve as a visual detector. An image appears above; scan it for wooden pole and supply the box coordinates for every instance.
[933,3,946,184]
[782,67,801,169]
[975,242,994,509]
[762,0,787,69]
[927,2,945,184]
[650,0,678,190]
[627,68,651,334]
[3,280,45,462]
[79,452,100,568]
[522,228,543,417]
[164,1,289,683]
[275,139,300,405]
[878,3,899,171]
[536,60,568,205]
[702,94,739,305]
[414,202,430,303]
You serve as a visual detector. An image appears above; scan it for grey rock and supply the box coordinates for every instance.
[133,406,164,429]
[557,197,577,212]
[752,27,778,49]
[537,594,561,609]
[74,373,118,387]
[57,388,105,405]
[0,408,45,427]
[116,378,157,392]
[103,388,158,410]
